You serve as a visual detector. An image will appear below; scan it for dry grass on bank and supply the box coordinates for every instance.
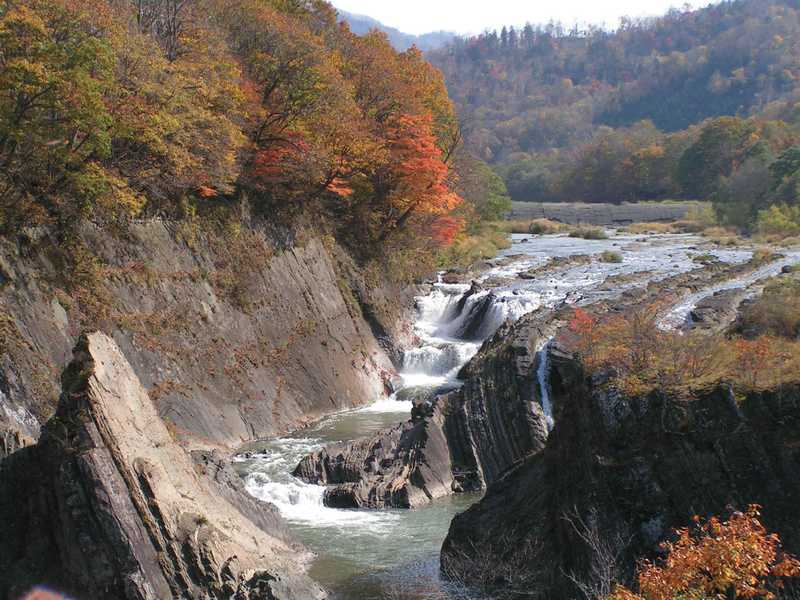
[499,218,568,235]
[438,225,512,268]
[620,222,677,234]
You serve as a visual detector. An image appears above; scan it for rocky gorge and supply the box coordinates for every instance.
[1,224,799,600]
[0,219,412,599]
[238,230,800,597]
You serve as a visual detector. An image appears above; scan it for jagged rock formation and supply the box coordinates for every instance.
[293,309,561,508]
[686,288,747,331]
[440,340,800,598]
[0,332,325,600]
[293,401,460,508]
[0,222,406,455]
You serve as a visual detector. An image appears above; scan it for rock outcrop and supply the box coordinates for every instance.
[0,332,325,600]
[293,399,461,508]
[293,309,561,508]
[0,222,402,454]
[686,288,747,331]
[441,341,800,598]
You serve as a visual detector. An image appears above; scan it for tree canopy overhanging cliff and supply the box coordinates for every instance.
[0,0,508,276]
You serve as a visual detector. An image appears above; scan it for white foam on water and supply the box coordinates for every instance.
[0,389,39,433]
[240,437,400,530]
[357,396,415,413]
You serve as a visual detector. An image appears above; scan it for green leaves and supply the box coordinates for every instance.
[0,2,118,227]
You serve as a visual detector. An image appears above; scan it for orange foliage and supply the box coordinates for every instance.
[607,506,800,600]
[385,112,462,219]
[735,337,774,389]
[325,177,354,198]
[562,305,800,395]
[196,186,219,198]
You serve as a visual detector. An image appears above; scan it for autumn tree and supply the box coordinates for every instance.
[454,153,512,226]
[606,506,800,600]
[0,0,466,268]
[0,0,129,229]
[676,117,766,200]
[376,112,462,239]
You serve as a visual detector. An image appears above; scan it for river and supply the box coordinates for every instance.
[234,230,770,599]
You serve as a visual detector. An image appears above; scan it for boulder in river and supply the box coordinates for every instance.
[293,398,463,508]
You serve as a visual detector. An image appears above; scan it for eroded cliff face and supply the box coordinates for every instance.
[0,332,325,600]
[0,221,406,454]
[441,341,800,599]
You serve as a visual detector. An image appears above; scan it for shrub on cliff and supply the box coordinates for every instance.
[606,505,800,600]
[565,305,800,396]
[736,277,800,340]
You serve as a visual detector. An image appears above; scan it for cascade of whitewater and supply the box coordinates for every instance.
[536,339,554,430]
[404,279,543,386]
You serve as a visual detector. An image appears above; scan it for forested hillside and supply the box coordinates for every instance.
[429,0,800,232]
[0,0,503,283]
[338,10,456,51]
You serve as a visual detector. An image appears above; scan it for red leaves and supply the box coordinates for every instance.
[325,177,353,198]
[430,215,463,246]
[197,186,219,198]
[569,307,596,335]
[385,112,462,216]
[247,135,311,192]
[735,337,773,389]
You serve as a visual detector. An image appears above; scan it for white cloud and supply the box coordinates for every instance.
[332,0,701,36]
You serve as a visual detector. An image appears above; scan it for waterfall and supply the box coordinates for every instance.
[536,339,554,430]
[402,281,543,389]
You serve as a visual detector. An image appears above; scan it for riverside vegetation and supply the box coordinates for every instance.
[0,0,511,292]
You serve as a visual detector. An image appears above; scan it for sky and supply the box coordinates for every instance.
[330,0,702,36]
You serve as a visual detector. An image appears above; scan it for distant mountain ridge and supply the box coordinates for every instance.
[338,9,457,51]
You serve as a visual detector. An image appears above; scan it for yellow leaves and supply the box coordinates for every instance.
[0,5,48,56]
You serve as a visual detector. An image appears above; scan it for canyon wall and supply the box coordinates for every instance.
[0,220,409,456]
[441,339,800,598]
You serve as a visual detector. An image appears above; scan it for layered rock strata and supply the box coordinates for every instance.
[0,332,325,600]
[0,222,402,455]
[293,309,561,508]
